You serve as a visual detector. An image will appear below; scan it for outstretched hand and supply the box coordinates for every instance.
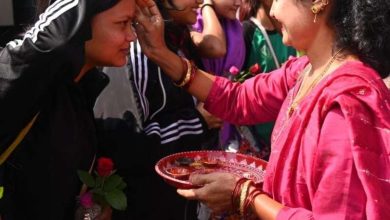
[197,102,223,129]
[134,0,167,59]
[177,172,238,214]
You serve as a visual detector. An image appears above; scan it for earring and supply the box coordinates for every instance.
[311,0,329,23]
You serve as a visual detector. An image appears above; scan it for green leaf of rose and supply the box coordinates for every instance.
[117,181,127,190]
[105,189,127,211]
[0,186,4,199]
[104,175,122,191]
[77,170,95,187]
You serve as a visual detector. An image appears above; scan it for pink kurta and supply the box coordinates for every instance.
[204,56,390,219]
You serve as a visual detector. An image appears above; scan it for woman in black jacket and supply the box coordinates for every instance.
[0,0,137,219]
[93,0,222,219]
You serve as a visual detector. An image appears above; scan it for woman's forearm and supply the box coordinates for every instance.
[149,48,216,102]
[251,193,284,220]
[191,0,226,58]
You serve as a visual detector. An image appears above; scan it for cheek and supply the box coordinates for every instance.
[87,31,126,65]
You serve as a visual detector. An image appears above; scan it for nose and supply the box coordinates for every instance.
[126,25,137,42]
[269,1,276,18]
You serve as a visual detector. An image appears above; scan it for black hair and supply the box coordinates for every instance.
[154,0,203,67]
[329,0,390,78]
[239,0,262,21]
[155,0,186,21]
[36,0,51,16]
[36,0,119,18]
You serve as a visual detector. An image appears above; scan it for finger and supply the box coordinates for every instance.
[189,173,217,185]
[137,0,161,18]
[210,122,222,129]
[135,0,148,7]
[135,5,162,32]
[177,189,198,200]
[135,6,151,30]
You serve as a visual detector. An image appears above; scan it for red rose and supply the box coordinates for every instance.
[97,157,114,177]
[249,63,261,75]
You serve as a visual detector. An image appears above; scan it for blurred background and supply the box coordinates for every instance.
[0,0,37,46]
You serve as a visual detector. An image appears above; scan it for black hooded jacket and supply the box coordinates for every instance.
[0,0,110,219]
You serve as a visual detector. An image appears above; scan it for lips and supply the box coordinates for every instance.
[120,48,130,56]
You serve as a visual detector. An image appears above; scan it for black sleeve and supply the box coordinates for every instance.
[143,107,209,153]
[0,0,99,148]
[129,41,209,152]
[242,20,256,69]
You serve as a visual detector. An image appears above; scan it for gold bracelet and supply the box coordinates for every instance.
[239,180,251,216]
[174,58,192,87]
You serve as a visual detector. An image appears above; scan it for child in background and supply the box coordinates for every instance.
[239,0,296,160]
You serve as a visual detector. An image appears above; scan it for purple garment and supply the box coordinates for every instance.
[193,11,246,147]
[193,11,246,76]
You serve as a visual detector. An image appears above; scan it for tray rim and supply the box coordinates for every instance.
[155,150,267,188]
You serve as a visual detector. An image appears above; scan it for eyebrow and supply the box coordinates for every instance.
[117,14,134,20]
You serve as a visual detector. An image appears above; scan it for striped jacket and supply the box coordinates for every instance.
[128,39,209,149]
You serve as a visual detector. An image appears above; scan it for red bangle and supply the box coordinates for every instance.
[243,184,265,217]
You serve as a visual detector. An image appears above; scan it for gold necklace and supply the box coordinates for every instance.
[287,49,343,117]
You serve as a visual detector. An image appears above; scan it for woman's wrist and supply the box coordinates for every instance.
[149,48,184,82]
[200,3,214,12]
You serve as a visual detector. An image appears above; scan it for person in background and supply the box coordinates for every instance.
[238,0,297,160]
[135,0,390,218]
[0,0,136,219]
[0,0,36,46]
[93,0,222,219]
[192,0,246,154]
[239,0,296,73]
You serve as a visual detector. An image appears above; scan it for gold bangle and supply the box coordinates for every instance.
[174,58,192,87]
[239,180,251,216]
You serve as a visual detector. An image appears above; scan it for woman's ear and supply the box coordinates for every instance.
[311,0,329,23]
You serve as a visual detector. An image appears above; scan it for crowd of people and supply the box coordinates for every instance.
[0,0,389,219]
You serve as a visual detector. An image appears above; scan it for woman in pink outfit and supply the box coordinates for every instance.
[134,0,390,219]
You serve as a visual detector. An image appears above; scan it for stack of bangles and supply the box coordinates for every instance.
[173,57,197,89]
[231,178,265,218]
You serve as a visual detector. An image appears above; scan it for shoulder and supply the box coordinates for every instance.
[242,20,256,34]
[319,61,390,121]
[325,61,387,96]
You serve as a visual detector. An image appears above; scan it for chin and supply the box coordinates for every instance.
[227,14,237,20]
[189,18,197,25]
[282,39,291,46]
[110,59,127,67]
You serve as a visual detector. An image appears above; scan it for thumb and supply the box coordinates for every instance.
[177,188,198,200]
